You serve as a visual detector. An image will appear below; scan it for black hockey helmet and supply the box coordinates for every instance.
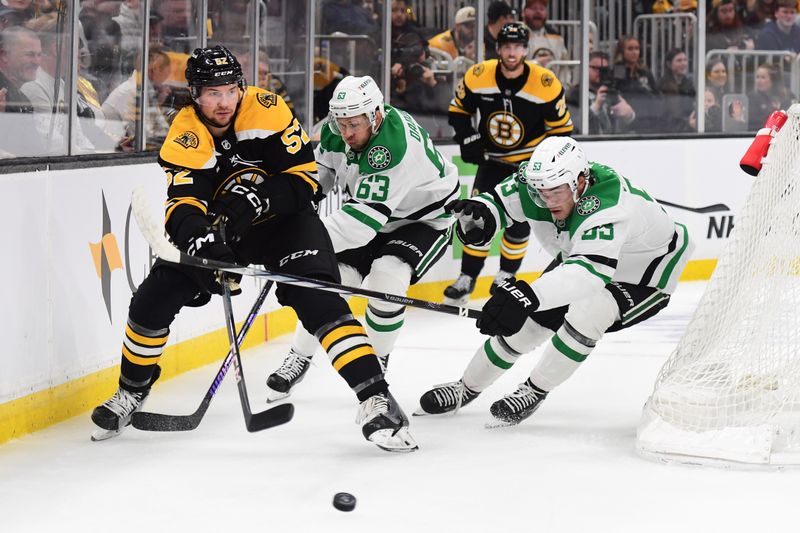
[496,22,530,47]
[185,45,245,98]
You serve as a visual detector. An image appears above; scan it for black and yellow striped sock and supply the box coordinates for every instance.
[119,319,168,392]
[316,314,387,401]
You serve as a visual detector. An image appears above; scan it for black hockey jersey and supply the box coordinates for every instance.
[449,59,572,164]
[157,86,319,248]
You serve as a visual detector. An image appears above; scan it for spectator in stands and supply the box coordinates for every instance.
[154,0,195,53]
[0,4,29,30]
[391,0,425,43]
[532,47,554,68]
[0,0,33,26]
[102,44,172,150]
[237,48,295,111]
[707,0,755,51]
[81,6,124,101]
[747,61,793,129]
[755,0,800,51]
[657,48,696,132]
[484,1,516,61]
[390,30,442,114]
[0,25,38,114]
[612,34,662,133]
[429,6,476,60]
[740,0,776,30]
[650,0,697,12]
[321,0,377,36]
[566,50,636,134]
[705,56,729,102]
[690,89,723,132]
[313,54,349,123]
[523,0,568,63]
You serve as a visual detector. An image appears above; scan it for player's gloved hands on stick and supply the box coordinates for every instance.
[211,182,268,241]
[445,199,497,246]
[187,227,242,295]
[459,132,485,165]
[477,277,539,337]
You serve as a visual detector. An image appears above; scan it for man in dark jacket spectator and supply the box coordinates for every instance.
[755,0,800,52]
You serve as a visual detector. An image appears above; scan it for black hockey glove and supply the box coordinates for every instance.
[186,227,242,295]
[211,182,268,241]
[459,132,485,165]
[446,199,497,246]
[476,277,539,337]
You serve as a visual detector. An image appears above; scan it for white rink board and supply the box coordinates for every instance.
[0,136,756,402]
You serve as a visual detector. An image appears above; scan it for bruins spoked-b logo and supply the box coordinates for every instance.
[367,146,391,169]
[257,92,278,108]
[487,111,524,148]
[174,131,199,149]
[576,195,601,216]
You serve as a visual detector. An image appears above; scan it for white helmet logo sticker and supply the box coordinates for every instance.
[367,146,391,169]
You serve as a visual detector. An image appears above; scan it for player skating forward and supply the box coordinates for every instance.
[267,75,459,401]
[419,136,694,425]
[91,46,416,452]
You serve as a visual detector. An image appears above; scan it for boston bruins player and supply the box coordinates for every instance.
[444,22,573,305]
[266,75,459,401]
[419,137,694,425]
[90,46,416,452]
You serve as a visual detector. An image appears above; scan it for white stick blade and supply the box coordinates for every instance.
[131,186,181,263]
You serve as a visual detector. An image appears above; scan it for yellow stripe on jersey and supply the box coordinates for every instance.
[125,325,168,347]
[547,125,574,136]
[234,87,294,138]
[332,345,376,371]
[320,325,368,351]
[520,62,565,102]
[165,197,207,224]
[122,345,161,366]
[160,107,216,170]
[546,113,572,128]
[284,161,320,192]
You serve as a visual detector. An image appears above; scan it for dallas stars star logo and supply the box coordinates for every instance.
[576,195,601,216]
[367,146,391,170]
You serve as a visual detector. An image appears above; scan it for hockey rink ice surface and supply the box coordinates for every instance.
[1,281,797,532]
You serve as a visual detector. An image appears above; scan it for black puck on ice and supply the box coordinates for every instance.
[332,492,356,512]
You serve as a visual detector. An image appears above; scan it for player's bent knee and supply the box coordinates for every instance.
[339,263,363,287]
[364,256,412,313]
[504,317,552,353]
[564,289,620,341]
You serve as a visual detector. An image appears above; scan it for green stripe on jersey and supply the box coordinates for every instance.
[342,204,383,231]
[657,223,690,289]
[563,259,612,284]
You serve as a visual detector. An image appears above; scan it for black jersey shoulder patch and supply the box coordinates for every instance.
[257,92,278,108]
[174,131,200,149]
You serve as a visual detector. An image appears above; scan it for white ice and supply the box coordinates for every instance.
[0,281,796,532]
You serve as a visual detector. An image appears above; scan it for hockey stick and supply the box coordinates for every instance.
[655,199,730,214]
[131,187,482,320]
[131,280,293,432]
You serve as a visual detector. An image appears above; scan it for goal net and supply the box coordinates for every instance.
[636,105,800,466]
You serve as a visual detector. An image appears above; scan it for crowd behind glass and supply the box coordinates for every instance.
[1,0,799,159]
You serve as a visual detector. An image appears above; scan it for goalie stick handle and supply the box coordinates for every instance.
[131,187,482,320]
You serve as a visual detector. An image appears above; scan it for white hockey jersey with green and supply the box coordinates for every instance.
[315,105,460,252]
[475,161,694,310]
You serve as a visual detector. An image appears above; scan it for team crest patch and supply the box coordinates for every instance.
[174,131,199,149]
[576,195,601,216]
[257,92,278,108]
[541,73,553,87]
[472,64,485,76]
[367,146,391,169]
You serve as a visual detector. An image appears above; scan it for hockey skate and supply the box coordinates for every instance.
[356,391,418,452]
[266,349,312,402]
[91,387,151,441]
[415,379,479,415]
[377,354,390,374]
[443,273,476,306]
[488,380,548,427]
[490,270,515,294]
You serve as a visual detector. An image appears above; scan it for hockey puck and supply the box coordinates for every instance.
[332,492,356,512]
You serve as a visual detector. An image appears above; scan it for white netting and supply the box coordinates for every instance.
[636,105,800,466]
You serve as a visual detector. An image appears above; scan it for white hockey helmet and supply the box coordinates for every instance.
[524,136,588,206]
[327,75,385,135]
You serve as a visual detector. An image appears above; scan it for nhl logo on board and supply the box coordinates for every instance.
[576,195,601,216]
[367,146,391,169]
[257,92,278,108]
[174,131,199,149]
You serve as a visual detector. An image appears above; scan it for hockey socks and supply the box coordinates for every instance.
[529,321,592,390]
[462,336,524,392]
[120,319,168,391]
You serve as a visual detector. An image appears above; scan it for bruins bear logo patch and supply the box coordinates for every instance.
[257,92,278,108]
[541,73,553,87]
[472,64,485,77]
[174,131,199,149]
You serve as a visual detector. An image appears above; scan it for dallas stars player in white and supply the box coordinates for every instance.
[266,75,459,401]
[418,136,695,425]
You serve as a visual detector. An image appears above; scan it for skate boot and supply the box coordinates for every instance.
[91,365,160,441]
[489,380,548,426]
[91,388,150,441]
[443,273,476,306]
[490,270,515,295]
[266,349,312,402]
[356,391,418,452]
[415,379,479,415]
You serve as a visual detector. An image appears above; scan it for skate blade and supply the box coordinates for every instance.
[412,407,457,416]
[90,427,123,441]
[266,389,292,404]
[443,296,470,306]
[484,417,520,429]
[368,428,419,453]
